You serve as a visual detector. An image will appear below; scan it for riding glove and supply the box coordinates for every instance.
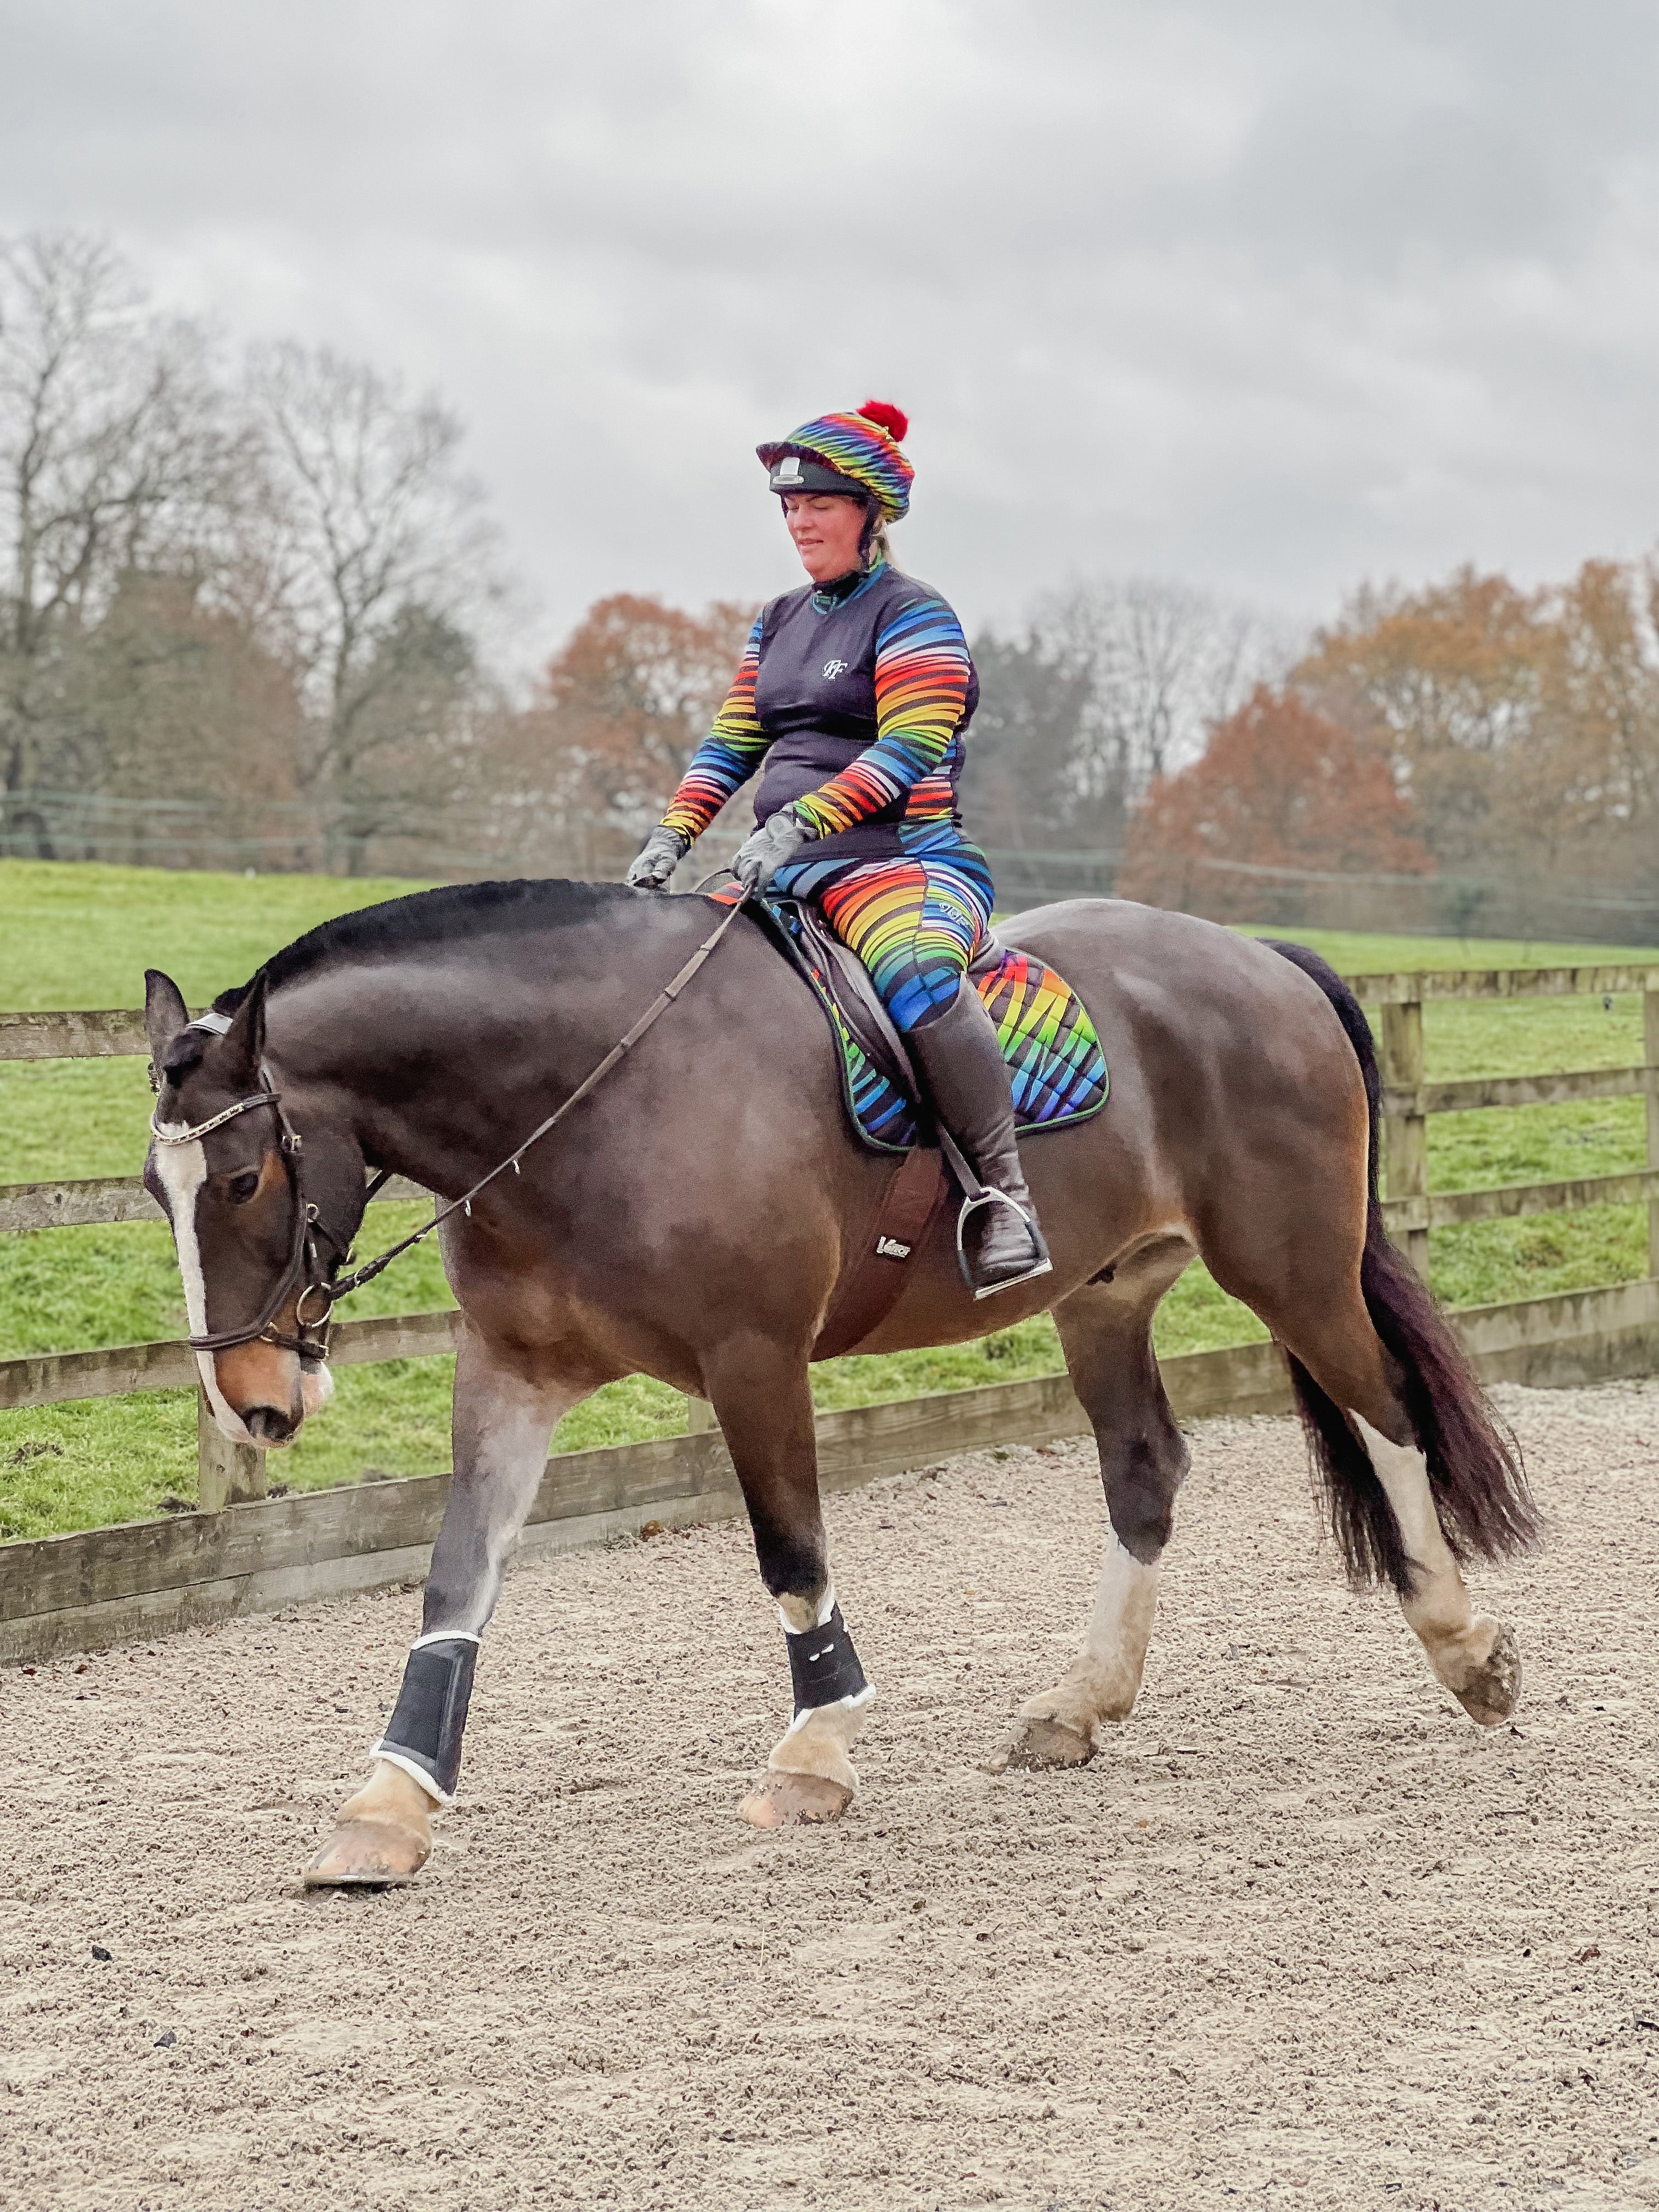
[626,827,689,891]
[733,809,811,894]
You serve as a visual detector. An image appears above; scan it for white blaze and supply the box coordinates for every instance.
[151,1127,252,1444]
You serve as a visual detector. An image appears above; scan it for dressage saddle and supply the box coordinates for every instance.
[751,894,1006,1116]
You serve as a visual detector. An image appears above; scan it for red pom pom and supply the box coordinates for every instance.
[856,399,909,443]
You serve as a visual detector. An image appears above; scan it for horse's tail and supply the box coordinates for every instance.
[1263,940,1540,1595]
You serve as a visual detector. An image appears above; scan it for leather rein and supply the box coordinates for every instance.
[150,890,753,1365]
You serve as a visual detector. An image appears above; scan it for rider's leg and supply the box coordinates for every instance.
[810,852,1051,1295]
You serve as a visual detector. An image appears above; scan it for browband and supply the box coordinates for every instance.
[151,1090,285,1146]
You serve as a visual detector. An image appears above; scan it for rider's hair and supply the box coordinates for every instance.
[860,502,891,571]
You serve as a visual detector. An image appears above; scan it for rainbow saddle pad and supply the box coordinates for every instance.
[743,893,1109,1154]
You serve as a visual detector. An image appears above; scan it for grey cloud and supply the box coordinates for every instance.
[1,0,1651,657]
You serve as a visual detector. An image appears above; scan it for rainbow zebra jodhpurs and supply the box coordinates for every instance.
[770,844,995,1035]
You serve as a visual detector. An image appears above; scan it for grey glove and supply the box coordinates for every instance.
[733,809,811,894]
[626,827,688,891]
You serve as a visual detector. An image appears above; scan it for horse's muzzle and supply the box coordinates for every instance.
[243,1404,299,1445]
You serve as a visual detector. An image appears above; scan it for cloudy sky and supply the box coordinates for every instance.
[2,0,1654,655]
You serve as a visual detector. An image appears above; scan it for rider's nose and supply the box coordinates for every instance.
[244,1405,296,1444]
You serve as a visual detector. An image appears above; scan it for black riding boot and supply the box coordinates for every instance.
[909,984,1053,1298]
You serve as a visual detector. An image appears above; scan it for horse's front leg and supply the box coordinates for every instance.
[304,1329,588,1886]
[708,1341,874,1831]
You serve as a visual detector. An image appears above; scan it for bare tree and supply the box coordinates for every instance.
[0,231,237,846]
[242,342,499,870]
[1035,577,1304,804]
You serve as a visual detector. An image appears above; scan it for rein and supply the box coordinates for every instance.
[151,889,752,1361]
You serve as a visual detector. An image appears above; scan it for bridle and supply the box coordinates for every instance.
[149,886,753,1367]
[150,1070,349,1363]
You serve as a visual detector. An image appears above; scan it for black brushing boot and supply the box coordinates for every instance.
[909,984,1053,1297]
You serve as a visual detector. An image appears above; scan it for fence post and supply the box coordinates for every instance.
[1381,988,1430,1281]
[1646,980,1659,1283]
[196,1386,266,1512]
[684,1395,717,1435]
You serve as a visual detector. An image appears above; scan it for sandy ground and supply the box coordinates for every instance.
[2,1381,1656,2212]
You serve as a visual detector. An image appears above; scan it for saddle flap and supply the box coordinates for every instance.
[791,903,921,1107]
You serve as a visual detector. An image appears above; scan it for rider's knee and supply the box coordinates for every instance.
[890,970,963,1035]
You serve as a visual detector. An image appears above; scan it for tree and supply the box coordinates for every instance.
[958,627,1100,853]
[242,341,499,871]
[1116,684,1431,921]
[498,593,757,874]
[1293,557,1659,883]
[0,231,238,847]
[1293,566,1545,868]
[1037,577,1302,801]
[1533,557,1659,865]
[965,580,1302,882]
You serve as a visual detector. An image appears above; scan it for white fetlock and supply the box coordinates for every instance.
[304,1758,436,1887]
[768,1689,873,1791]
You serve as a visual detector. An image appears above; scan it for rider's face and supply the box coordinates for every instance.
[783,493,868,584]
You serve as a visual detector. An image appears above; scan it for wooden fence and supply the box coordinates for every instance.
[3,962,1657,1661]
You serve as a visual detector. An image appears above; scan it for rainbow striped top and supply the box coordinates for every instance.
[660,565,979,864]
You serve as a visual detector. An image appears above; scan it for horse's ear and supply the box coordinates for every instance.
[221,973,268,1083]
[144,970,190,1064]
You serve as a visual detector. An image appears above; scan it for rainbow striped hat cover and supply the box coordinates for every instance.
[756,399,914,521]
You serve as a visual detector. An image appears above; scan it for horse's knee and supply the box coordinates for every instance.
[1103,1432,1187,1563]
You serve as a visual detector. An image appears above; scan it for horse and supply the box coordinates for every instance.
[140,880,1537,1887]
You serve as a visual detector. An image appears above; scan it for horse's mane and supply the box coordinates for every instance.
[213,877,636,1012]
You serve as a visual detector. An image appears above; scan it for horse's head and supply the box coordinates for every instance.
[143,968,358,1449]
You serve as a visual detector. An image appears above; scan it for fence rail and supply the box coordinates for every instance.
[2,960,1657,1652]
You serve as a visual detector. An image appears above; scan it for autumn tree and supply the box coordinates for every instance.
[496,593,756,875]
[1116,684,1431,921]
[964,580,1301,876]
[1294,557,1659,884]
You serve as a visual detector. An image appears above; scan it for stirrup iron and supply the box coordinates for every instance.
[955,1185,1053,1300]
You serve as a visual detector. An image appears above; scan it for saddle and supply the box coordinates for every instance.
[737,892,1110,1357]
[747,895,1108,1154]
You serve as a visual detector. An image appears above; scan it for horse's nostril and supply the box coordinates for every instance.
[244,1406,296,1444]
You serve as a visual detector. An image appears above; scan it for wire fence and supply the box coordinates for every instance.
[5,791,1658,947]
[983,848,1659,946]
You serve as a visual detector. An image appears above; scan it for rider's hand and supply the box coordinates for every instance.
[626,827,689,891]
[733,809,811,895]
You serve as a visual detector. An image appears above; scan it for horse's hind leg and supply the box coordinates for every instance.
[1205,1218,1525,1728]
[996,1243,1193,1771]
[1350,1412,1521,1723]
[706,1340,874,1831]
[304,1328,589,1887]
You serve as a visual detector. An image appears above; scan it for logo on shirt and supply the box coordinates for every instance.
[822,658,849,679]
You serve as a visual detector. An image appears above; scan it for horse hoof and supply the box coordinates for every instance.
[990,1716,1096,1773]
[302,1817,430,1888]
[1450,1621,1522,1728]
[738,1772,854,1830]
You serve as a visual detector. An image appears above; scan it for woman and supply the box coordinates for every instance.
[626,400,1048,1297]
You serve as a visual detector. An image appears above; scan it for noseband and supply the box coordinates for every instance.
[150,1075,345,1363]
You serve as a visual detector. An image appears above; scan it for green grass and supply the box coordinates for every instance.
[0,857,444,1011]
[1,862,1655,1539]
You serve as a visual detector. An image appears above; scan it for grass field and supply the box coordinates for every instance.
[1,859,1654,1540]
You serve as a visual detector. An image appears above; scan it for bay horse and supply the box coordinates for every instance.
[140,882,1536,1887]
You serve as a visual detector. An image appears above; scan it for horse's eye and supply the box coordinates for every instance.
[228,1170,261,1206]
